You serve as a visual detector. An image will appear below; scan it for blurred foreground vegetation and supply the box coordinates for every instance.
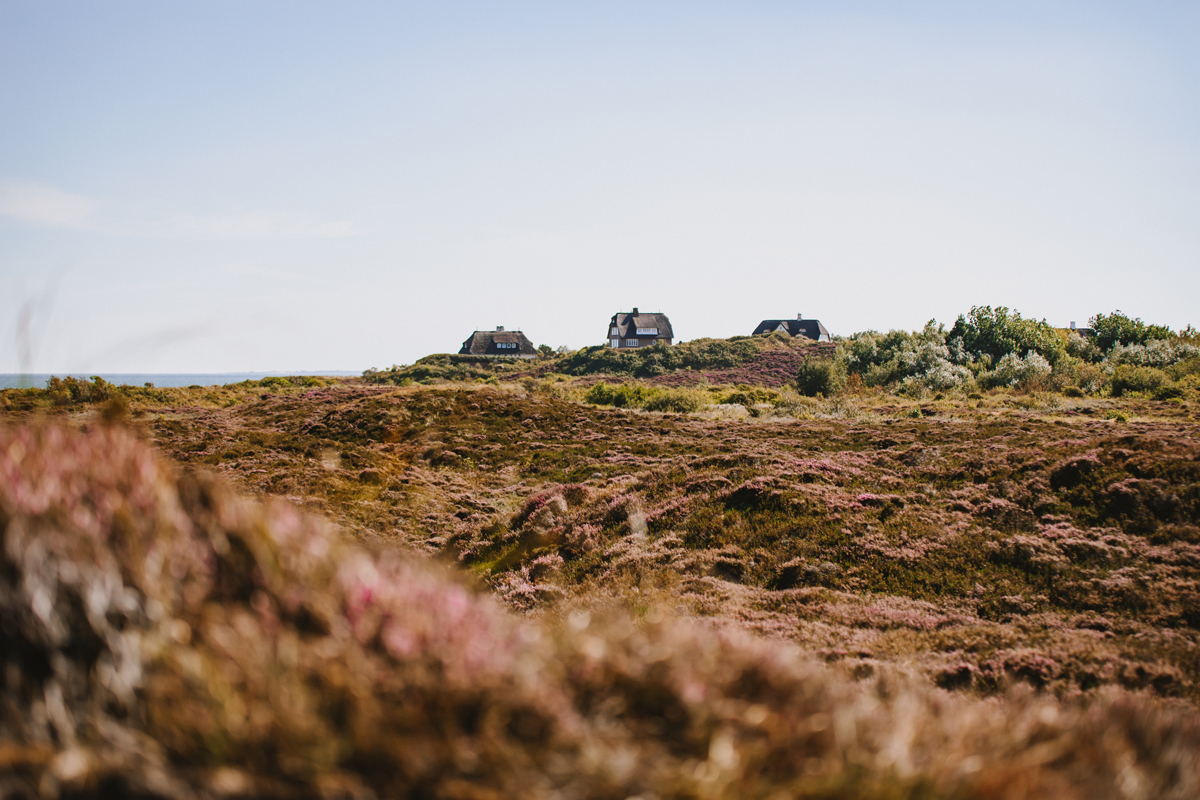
[2,422,1198,799]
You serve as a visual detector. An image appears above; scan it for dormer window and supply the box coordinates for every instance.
[635,327,658,336]
[495,341,517,349]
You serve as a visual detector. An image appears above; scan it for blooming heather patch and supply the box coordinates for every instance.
[5,423,1200,797]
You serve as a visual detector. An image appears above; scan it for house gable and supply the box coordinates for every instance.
[607,307,674,348]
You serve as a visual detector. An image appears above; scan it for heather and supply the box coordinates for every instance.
[4,422,1200,799]
[7,378,1198,698]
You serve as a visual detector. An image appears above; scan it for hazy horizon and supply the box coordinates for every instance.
[2,1,1197,373]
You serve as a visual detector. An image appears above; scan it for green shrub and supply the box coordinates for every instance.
[863,362,901,388]
[258,375,326,388]
[365,354,532,384]
[718,385,784,407]
[840,323,971,390]
[583,382,709,413]
[1167,356,1200,381]
[641,387,709,413]
[557,338,766,378]
[979,352,1053,390]
[1062,386,1085,398]
[46,376,117,405]
[584,382,655,408]
[796,358,846,397]
[1153,385,1185,401]
[1090,310,1173,352]
[1065,333,1104,363]
[1110,366,1171,397]
[948,305,1065,367]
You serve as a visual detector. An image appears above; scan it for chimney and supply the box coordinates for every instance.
[496,325,505,331]
[632,307,639,315]
[1070,322,1076,330]
[797,313,802,320]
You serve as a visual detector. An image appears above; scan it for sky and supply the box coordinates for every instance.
[1,1,1197,373]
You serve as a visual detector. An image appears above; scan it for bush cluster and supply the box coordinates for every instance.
[948,305,1066,368]
[559,337,766,378]
[46,375,117,404]
[1091,310,1175,352]
[365,354,533,384]
[254,375,327,388]
[584,382,709,413]
[795,357,846,397]
[832,307,1196,398]
[839,321,973,392]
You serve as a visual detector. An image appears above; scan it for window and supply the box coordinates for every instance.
[495,341,517,349]
[610,338,619,348]
[626,339,639,347]
[636,327,658,336]
[610,327,619,336]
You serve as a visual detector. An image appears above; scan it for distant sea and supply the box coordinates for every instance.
[0,372,360,390]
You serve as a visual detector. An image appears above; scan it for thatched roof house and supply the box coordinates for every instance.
[607,308,673,349]
[458,327,537,358]
[753,314,831,342]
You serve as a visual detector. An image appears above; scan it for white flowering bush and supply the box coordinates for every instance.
[983,352,1053,389]
[1065,333,1103,363]
[844,322,974,391]
[915,360,975,391]
[1107,340,1200,369]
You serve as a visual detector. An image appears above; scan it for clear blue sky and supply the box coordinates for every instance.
[2,1,1197,372]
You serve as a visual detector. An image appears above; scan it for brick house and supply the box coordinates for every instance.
[458,327,537,357]
[606,308,673,349]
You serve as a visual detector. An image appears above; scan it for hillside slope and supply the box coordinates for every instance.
[6,378,1196,705]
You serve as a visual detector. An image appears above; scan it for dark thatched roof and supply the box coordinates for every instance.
[608,310,673,340]
[752,318,830,340]
[458,328,537,357]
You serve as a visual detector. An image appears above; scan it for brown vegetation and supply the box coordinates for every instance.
[2,369,1200,797]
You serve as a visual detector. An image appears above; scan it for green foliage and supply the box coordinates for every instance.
[716,385,784,407]
[557,338,764,378]
[1110,366,1172,398]
[583,382,654,408]
[1065,332,1104,363]
[948,305,1065,367]
[640,387,709,413]
[1090,310,1174,352]
[978,352,1054,390]
[364,354,531,384]
[584,382,709,413]
[1168,357,1200,381]
[839,322,972,391]
[795,357,846,397]
[47,376,115,405]
[256,375,326,388]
